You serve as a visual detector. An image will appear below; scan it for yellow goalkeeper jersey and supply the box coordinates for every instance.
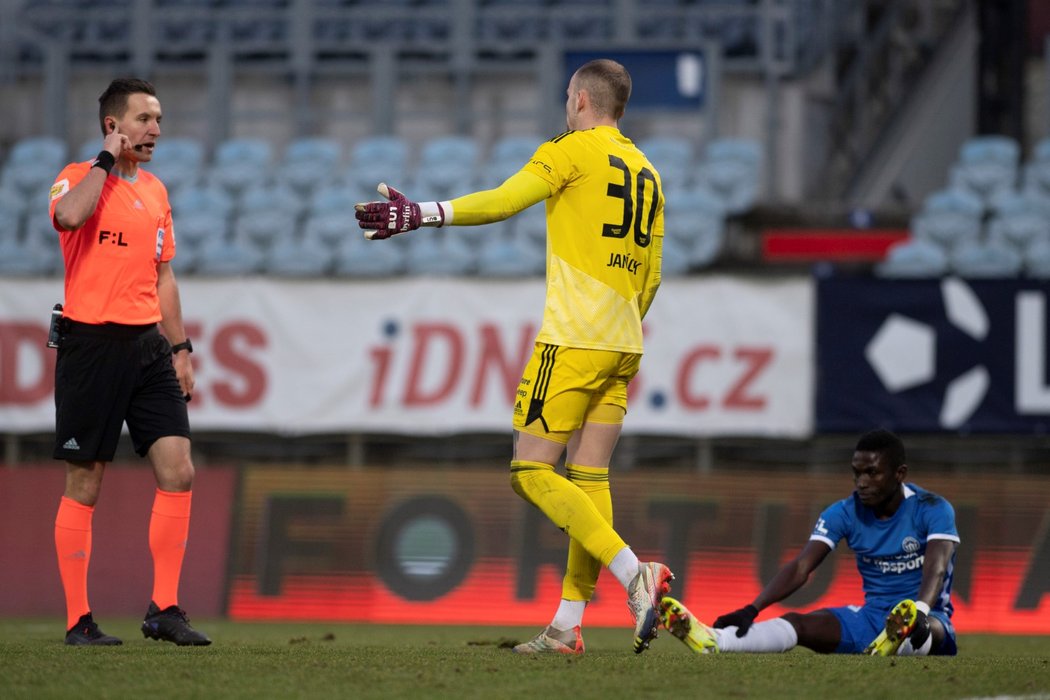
[521,125,664,354]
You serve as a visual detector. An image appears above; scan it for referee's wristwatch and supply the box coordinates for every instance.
[171,339,193,355]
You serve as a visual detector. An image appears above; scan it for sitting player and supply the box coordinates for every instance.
[659,429,959,657]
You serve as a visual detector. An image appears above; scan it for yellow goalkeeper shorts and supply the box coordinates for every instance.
[512,342,640,441]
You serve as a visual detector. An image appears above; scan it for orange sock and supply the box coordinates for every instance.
[149,489,192,610]
[55,497,93,630]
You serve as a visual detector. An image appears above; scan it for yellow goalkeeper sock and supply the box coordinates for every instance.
[510,460,627,568]
[562,464,612,601]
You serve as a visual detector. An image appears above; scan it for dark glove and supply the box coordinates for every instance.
[713,604,759,637]
[908,606,931,649]
[355,183,422,240]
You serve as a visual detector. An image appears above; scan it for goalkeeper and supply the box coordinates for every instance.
[657,429,959,657]
[357,58,671,655]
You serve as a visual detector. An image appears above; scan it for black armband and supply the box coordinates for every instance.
[91,151,115,175]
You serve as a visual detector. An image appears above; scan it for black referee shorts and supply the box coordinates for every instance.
[53,321,191,462]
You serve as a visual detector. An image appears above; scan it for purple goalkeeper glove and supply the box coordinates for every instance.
[713,604,759,637]
[355,183,423,240]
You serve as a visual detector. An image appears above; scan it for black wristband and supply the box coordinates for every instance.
[171,339,193,354]
[91,150,115,174]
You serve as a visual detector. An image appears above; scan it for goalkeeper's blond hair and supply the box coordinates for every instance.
[572,59,632,120]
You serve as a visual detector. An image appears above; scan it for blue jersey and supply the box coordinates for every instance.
[809,483,959,616]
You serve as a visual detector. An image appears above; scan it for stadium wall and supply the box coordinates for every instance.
[2,464,1048,635]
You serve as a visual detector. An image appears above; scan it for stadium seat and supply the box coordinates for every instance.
[405,228,476,275]
[696,138,762,215]
[664,186,727,269]
[194,235,265,276]
[1024,239,1050,279]
[301,212,350,250]
[233,210,298,249]
[146,137,205,194]
[1,213,62,276]
[176,210,229,248]
[949,135,1020,206]
[909,187,983,251]
[264,233,333,277]
[639,136,696,188]
[875,239,949,278]
[239,182,307,220]
[950,239,1023,278]
[986,193,1050,251]
[483,134,542,187]
[0,136,67,197]
[346,136,409,194]
[310,183,365,217]
[1032,136,1050,164]
[209,138,273,195]
[475,220,544,277]
[279,137,342,195]
[172,184,235,220]
[332,232,407,278]
[0,186,26,234]
[415,136,479,199]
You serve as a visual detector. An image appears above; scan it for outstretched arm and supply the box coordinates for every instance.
[355,171,551,239]
[752,539,832,610]
[714,539,832,634]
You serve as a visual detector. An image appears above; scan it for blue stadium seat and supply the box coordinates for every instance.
[475,220,544,277]
[0,186,26,234]
[910,188,983,251]
[986,193,1050,251]
[0,136,67,197]
[1033,137,1050,164]
[238,182,306,220]
[949,135,1020,206]
[146,137,205,194]
[664,186,727,269]
[3,213,63,276]
[332,232,407,277]
[194,235,265,276]
[265,233,333,277]
[233,210,298,249]
[415,136,479,199]
[172,185,235,220]
[639,136,696,188]
[1024,239,1050,279]
[279,137,342,195]
[310,183,365,217]
[301,213,349,250]
[514,202,547,249]
[482,134,541,187]
[209,138,274,195]
[875,239,950,278]
[346,136,409,194]
[405,229,476,275]
[176,210,229,249]
[696,138,762,215]
[950,239,1023,278]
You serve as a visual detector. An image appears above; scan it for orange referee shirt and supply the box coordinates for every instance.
[49,163,176,325]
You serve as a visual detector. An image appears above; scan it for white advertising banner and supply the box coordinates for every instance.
[0,276,813,436]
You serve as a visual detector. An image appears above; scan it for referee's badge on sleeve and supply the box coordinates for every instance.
[50,179,69,201]
[155,226,165,260]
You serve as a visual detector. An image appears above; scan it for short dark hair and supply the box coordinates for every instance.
[98,78,156,136]
[855,429,906,469]
[573,59,632,120]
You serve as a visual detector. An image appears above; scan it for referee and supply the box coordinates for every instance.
[49,78,209,646]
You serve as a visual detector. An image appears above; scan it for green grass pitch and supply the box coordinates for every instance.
[1,620,1048,699]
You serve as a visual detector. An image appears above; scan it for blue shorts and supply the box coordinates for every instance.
[828,604,958,655]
